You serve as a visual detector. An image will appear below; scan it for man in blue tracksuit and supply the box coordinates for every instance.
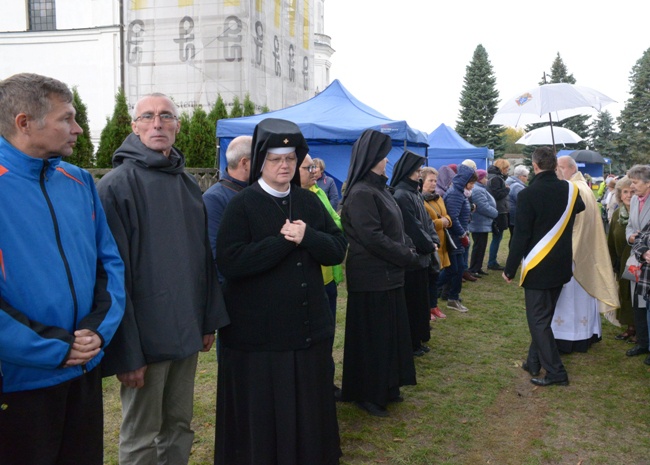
[0,73,126,465]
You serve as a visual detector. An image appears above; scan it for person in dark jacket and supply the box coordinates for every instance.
[97,93,228,465]
[391,151,439,356]
[437,164,477,313]
[506,165,529,246]
[215,118,346,465]
[487,159,510,270]
[340,129,419,418]
[503,146,585,387]
[0,73,126,465]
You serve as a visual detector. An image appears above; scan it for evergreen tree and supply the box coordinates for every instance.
[95,88,132,168]
[209,94,228,122]
[186,106,215,167]
[230,96,243,118]
[617,47,650,168]
[174,112,192,155]
[260,105,271,114]
[589,110,619,170]
[243,93,255,116]
[455,44,505,157]
[68,87,94,167]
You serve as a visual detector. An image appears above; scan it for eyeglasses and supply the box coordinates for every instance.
[134,112,178,124]
[301,164,317,173]
[266,155,297,165]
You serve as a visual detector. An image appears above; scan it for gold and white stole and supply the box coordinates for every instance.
[519,181,579,286]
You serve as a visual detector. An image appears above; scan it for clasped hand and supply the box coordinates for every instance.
[281,219,306,244]
[63,329,101,367]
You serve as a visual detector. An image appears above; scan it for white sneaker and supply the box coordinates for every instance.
[447,299,469,313]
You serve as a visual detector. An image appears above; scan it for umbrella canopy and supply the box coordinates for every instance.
[569,149,606,164]
[491,83,616,127]
[516,125,583,146]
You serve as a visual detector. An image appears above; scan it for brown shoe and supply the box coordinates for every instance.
[462,271,477,282]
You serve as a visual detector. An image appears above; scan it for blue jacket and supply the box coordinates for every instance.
[0,137,125,393]
[506,176,526,226]
[469,182,498,233]
[316,174,339,210]
[444,164,474,253]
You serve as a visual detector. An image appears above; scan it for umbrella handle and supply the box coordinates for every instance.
[548,113,556,154]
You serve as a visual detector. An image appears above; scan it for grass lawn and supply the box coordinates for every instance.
[103,235,650,464]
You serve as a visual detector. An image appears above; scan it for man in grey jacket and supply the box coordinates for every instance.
[97,93,229,465]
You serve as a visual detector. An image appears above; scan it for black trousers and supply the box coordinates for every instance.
[469,232,489,273]
[0,368,103,465]
[525,286,567,380]
[632,293,649,348]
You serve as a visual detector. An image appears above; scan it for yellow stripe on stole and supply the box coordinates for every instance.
[519,181,578,286]
[178,0,193,6]
[289,0,296,36]
[225,0,241,6]
[275,0,281,28]
[131,0,146,9]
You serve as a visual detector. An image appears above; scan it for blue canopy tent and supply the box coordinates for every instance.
[426,123,493,170]
[216,79,428,189]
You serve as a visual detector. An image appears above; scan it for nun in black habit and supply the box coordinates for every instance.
[215,118,345,465]
[390,151,439,356]
[339,129,419,417]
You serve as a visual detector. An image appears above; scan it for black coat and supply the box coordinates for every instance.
[342,171,420,292]
[505,170,585,289]
[487,165,510,214]
[216,182,347,351]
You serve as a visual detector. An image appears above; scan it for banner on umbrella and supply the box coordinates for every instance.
[123,0,314,113]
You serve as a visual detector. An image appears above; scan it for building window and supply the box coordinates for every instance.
[29,0,56,31]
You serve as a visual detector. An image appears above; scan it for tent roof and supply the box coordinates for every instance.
[427,123,477,149]
[216,79,428,145]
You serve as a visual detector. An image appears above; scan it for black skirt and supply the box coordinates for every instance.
[341,287,417,407]
[404,268,431,348]
[215,339,341,465]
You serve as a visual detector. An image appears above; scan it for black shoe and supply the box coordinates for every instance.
[487,264,505,271]
[470,272,482,278]
[522,361,540,377]
[530,376,569,387]
[413,348,425,357]
[477,269,489,275]
[333,385,342,399]
[626,344,650,356]
[388,395,404,403]
[354,401,389,417]
[645,355,650,366]
[420,344,431,353]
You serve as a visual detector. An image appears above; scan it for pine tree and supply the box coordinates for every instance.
[260,105,270,114]
[95,88,132,168]
[68,87,94,167]
[455,44,505,157]
[174,112,192,155]
[243,93,255,116]
[209,95,228,122]
[186,106,215,167]
[589,110,619,170]
[230,96,243,118]
[617,47,650,168]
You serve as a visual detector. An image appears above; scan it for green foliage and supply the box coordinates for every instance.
[456,44,506,157]
[589,110,620,170]
[230,96,243,118]
[617,46,650,168]
[174,112,192,155]
[208,94,229,122]
[67,87,94,167]
[95,88,132,168]
[185,106,216,167]
[260,105,271,114]
[243,93,255,116]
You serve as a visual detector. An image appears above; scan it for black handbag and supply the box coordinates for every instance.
[444,229,457,250]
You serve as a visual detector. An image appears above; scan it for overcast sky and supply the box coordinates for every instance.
[325,0,649,135]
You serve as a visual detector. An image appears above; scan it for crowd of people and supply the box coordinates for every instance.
[2,72,650,465]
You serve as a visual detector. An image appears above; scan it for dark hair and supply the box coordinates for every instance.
[532,146,556,171]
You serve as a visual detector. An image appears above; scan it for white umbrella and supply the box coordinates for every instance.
[491,82,615,153]
[491,83,616,127]
[515,125,583,146]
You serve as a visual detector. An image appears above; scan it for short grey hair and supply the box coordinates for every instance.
[132,92,179,120]
[0,73,73,138]
[225,135,252,170]
[513,165,529,178]
[421,166,438,180]
[627,164,650,183]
